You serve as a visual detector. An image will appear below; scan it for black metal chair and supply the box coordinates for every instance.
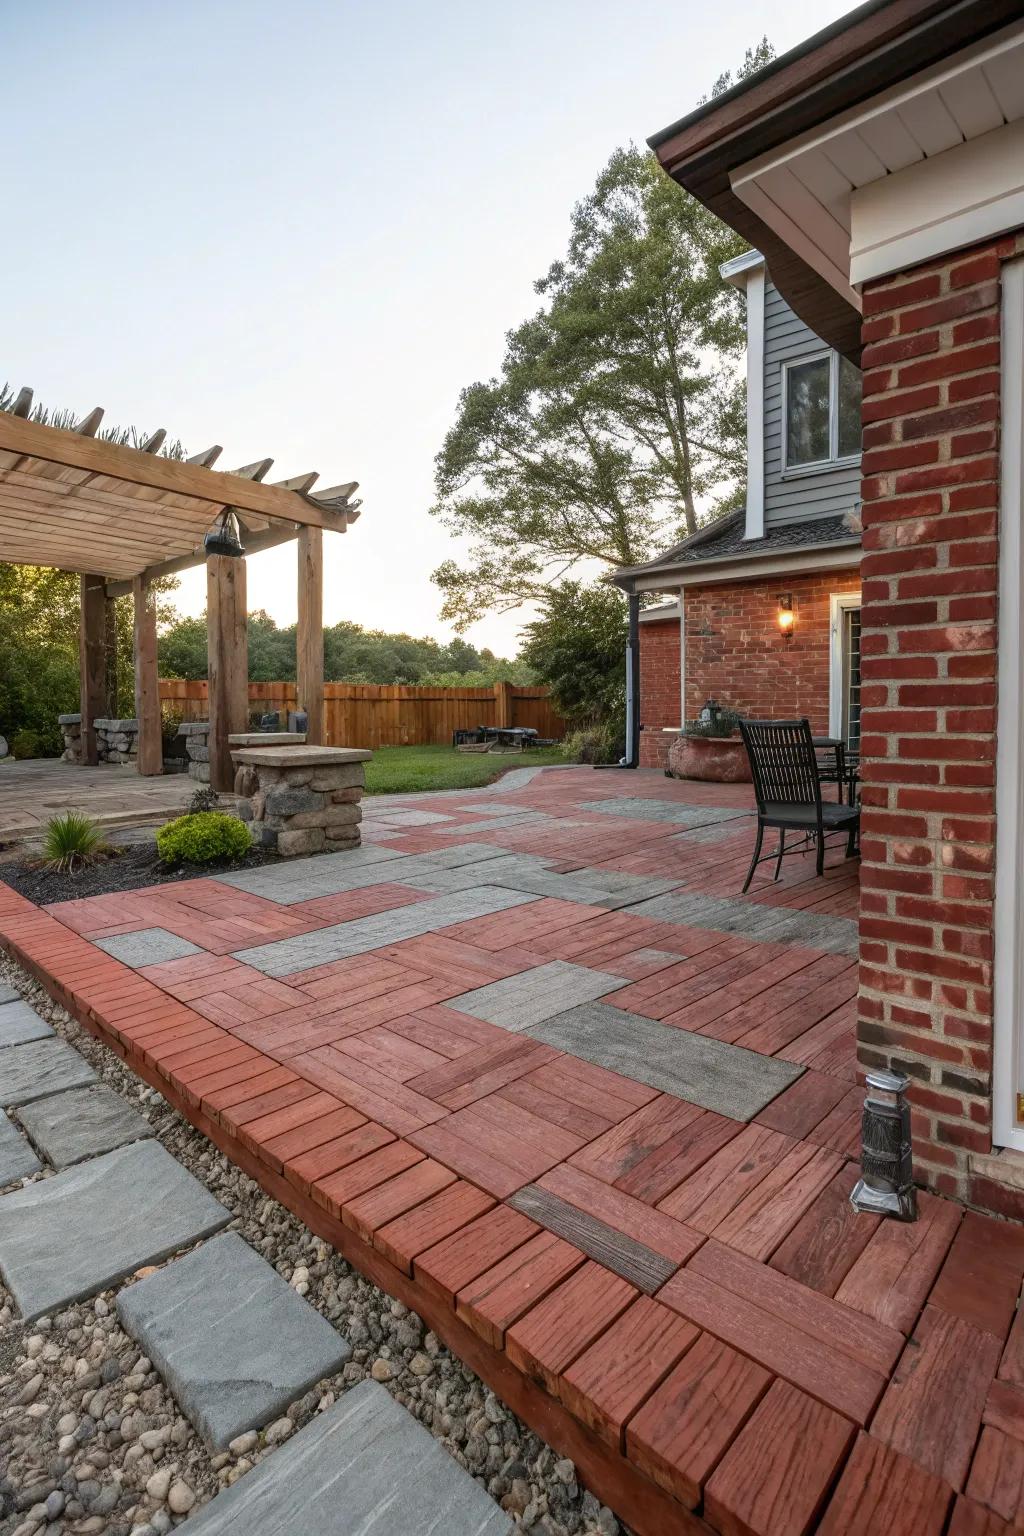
[738,717,860,894]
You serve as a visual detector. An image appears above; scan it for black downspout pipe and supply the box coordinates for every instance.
[595,590,640,770]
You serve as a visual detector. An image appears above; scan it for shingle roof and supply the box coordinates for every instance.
[613,511,859,584]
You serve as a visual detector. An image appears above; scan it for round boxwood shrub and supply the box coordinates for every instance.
[156,811,252,867]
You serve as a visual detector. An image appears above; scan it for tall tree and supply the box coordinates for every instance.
[431,149,748,628]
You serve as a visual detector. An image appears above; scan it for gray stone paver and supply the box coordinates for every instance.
[0,983,19,1005]
[95,927,202,968]
[627,889,858,956]
[17,1084,153,1169]
[0,1110,41,1186]
[232,886,538,976]
[0,1037,97,1107]
[405,854,680,909]
[117,1233,351,1449]
[182,1380,512,1535]
[0,999,54,1049]
[0,1140,230,1321]
[580,797,751,828]
[527,1002,802,1120]
[361,807,453,826]
[216,843,508,906]
[450,962,628,1031]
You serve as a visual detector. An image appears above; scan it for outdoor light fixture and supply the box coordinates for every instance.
[777,594,795,636]
[850,1068,917,1221]
[204,508,245,558]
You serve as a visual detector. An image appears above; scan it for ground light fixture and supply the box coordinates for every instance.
[203,507,245,558]
[777,593,795,636]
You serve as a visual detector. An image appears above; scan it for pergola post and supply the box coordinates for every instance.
[79,574,107,766]
[207,553,248,793]
[296,526,324,743]
[132,576,163,776]
[103,596,118,717]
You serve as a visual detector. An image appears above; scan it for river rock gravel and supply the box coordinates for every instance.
[0,952,623,1536]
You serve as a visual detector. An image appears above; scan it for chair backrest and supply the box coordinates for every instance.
[739,718,823,813]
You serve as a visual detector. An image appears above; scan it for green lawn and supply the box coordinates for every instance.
[363,744,568,795]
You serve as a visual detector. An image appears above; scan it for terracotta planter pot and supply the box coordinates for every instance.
[668,733,752,784]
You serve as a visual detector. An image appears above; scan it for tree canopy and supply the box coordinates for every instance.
[430,147,748,628]
[157,610,529,688]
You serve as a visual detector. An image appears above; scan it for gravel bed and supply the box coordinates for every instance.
[0,952,623,1536]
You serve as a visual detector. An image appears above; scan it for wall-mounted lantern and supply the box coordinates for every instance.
[777,593,795,637]
[204,508,245,558]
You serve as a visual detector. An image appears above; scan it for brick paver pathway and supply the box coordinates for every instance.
[1,766,1021,1536]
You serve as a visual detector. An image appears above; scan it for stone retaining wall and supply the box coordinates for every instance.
[177,722,211,783]
[231,746,371,857]
[56,715,140,766]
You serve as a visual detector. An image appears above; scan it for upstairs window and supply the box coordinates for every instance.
[783,351,862,471]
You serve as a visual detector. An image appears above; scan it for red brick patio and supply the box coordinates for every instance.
[1,766,1021,1535]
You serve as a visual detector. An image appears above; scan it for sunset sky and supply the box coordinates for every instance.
[7,0,855,654]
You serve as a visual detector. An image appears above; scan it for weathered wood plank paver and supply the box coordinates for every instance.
[871,1307,1003,1488]
[626,1331,771,1507]
[703,1380,856,1536]
[816,1433,953,1535]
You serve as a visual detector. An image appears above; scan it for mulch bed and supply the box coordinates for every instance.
[0,840,296,905]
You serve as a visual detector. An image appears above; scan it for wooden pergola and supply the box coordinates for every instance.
[0,390,361,792]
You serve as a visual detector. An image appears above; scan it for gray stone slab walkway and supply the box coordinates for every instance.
[17,1083,153,1169]
[627,888,859,956]
[0,1037,97,1106]
[217,843,509,905]
[0,1140,230,1321]
[95,927,202,968]
[0,1109,41,1186]
[528,1002,802,1120]
[117,1233,350,1449]
[233,886,537,977]
[183,1380,512,1535]
[406,855,680,909]
[580,797,751,828]
[0,999,54,1049]
[0,983,19,1005]
[451,962,628,1031]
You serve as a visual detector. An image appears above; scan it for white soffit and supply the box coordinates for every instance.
[729,20,1024,299]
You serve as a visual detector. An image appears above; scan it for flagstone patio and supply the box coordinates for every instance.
[1,765,1021,1535]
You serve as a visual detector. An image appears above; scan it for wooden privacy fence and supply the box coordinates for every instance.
[158,679,565,750]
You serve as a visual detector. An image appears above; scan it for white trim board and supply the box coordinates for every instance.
[850,118,1024,287]
[630,543,861,595]
[828,591,862,739]
[993,256,1024,1151]
[744,265,766,540]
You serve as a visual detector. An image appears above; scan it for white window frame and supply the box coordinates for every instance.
[781,349,861,477]
[994,257,1024,1152]
[828,592,862,743]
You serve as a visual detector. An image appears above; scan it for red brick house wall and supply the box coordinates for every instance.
[638,619,680,768]
[638,570,861,769]
[856,233,1022,1209]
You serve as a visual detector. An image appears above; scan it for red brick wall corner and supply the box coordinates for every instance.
[857,231,1024,1205]
[638,618,679,769]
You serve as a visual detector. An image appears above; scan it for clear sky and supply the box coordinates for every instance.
[5,0,855,656]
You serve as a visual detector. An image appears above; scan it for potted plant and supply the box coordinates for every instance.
[667,703,752,783]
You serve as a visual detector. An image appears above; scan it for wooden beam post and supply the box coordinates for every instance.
[132,576,163,776]
[296,526,324,744]
[103,596,119,717]
[79,574,107,766]
[495,679,513,729]
[207,554,248,793]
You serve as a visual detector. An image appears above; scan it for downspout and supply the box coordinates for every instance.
[595,590,640,770]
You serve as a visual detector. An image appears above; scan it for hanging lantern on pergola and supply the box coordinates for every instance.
[204,507,245,558]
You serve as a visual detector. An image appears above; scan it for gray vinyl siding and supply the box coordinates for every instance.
[763,278,861,530]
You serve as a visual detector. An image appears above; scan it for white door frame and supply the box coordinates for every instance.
[994,257,1024,1150]
[828,591,862,740]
